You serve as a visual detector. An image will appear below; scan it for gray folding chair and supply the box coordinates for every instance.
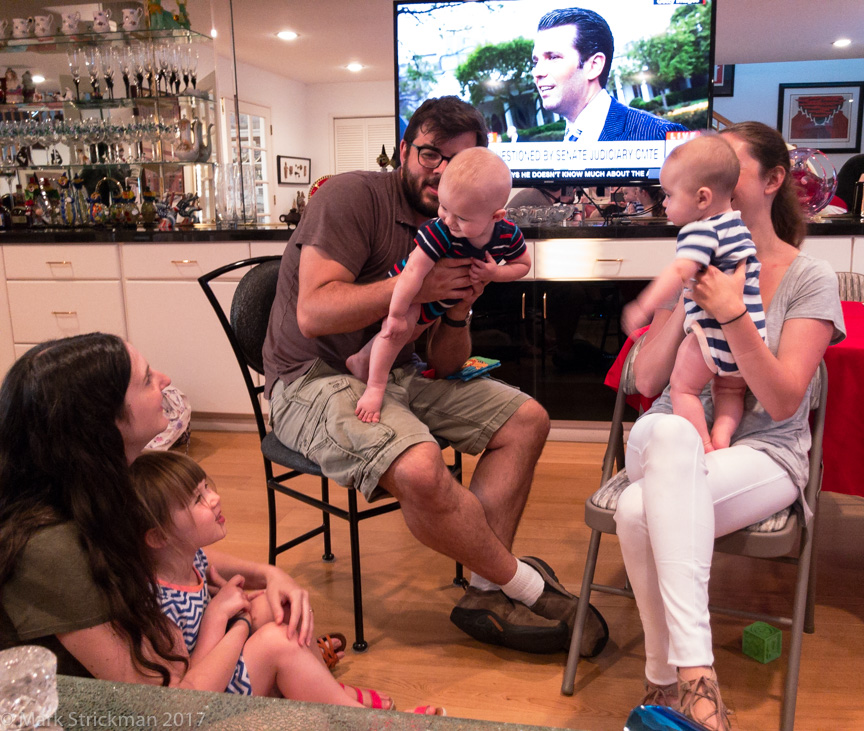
[837,271,864,302]
[561,333,828,731]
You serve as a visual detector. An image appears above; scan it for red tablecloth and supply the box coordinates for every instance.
[604,301,864,497]
[822,300,864,496]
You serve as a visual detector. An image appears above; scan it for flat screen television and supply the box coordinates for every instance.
[394,0,715,187]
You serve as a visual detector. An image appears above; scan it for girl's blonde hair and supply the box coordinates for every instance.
[130,451,210,538]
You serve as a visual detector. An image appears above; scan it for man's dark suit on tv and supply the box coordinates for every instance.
[591,97,687,142]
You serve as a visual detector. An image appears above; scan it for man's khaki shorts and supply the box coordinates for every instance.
[269,359,530,502]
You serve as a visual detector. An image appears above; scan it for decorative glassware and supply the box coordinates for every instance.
[789,147,838,218]
[0,645,59,731]
[85,47,101,99]
[170,47,181,95]
[102,47,116,100]
[189,48,198,91]
[133,46,146,97]
[66,48,81,101]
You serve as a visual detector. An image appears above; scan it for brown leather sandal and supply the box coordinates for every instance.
[641,680,680,711]
[317,632,346,670]
[678,668,731,731]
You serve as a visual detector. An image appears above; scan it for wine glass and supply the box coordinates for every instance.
[85,47,101,99]
[169,47,181,95]
[133,45,146,97]
[66,48,81,101]
[157,43,171,95]
[144,45,156,97]
[180,46,190,92]
[49,118,65,165]
[102,47,116,100]
[189,48,198,91]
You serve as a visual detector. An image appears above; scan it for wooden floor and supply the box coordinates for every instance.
[188,431,864,730]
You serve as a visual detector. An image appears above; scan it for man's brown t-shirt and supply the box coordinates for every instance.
[263,169,420,396]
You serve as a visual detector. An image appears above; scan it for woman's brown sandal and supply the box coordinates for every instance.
[641,680,680,711]
[678,668,731,731]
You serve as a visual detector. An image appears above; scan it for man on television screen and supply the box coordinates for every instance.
[532,7,687,142]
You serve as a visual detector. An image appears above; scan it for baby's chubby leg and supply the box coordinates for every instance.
[670,333,716,453]
[346,337,376,383]
[710,375,747,450]
[355,304,428,423]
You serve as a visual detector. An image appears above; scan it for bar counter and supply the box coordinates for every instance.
[0,216,861,244]
[56,676,568,731]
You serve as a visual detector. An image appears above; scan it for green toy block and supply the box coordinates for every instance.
[742,621,782,663]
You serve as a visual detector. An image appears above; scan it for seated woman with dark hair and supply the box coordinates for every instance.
[0,335,340,691]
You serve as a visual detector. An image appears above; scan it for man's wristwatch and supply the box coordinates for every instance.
[441,309,473,328]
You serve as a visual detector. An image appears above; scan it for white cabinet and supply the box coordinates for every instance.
[121,242,252,416]
[532,237,676,280]
[251,241,289,258]
[801,236,853,272]
[7,281,126,343]
[0,256,16,377]
[2,245,126,354]
[851,237,864,274]
[122,244,250,281]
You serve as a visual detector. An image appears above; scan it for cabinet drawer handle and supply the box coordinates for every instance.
[171,259,198,265]
[542,291,547,320]
[52,311,77,316]
[46,261,72,265]
[521,291,526,320]
[595,258,624,263]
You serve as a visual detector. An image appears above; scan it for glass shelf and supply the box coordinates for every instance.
[0,94,213,113]
[1,161,216,172]
[1,25,218,225]
[1,29,212,52]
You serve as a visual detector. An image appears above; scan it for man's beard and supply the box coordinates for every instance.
[401,165,439,219]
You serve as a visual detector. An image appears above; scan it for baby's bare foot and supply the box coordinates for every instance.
[355,386,385,423]
[346,352,370,382]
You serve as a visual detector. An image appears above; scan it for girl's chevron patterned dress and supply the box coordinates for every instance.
[157,549,253,694]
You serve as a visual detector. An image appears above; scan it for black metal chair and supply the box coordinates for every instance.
[199,256,464,651]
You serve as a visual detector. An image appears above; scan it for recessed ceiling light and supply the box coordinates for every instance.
[833,38,852,47]
[210,28,218,38]
[346,63,364,72]
[277,30,298,41]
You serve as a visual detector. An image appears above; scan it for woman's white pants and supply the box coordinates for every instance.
[614,413,797,684]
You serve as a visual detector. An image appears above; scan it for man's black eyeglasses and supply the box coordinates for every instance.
[411,144,454,169]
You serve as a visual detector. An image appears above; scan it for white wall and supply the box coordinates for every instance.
[216,57,393,216]
[305,80,395,177]
[714,58,864,171]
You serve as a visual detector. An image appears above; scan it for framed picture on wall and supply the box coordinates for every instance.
[777,82,864,152]
[712,65,734,97]
[277,155,311,186]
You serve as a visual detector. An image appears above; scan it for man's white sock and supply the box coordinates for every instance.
[468,574,499,592]
[500,559,544,606]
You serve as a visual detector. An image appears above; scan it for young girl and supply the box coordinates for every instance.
[130,450,443,714]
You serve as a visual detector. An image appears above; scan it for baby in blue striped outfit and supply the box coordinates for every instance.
[622,135,766,452]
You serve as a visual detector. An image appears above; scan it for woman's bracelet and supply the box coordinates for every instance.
[717,308,748,326]
[227,615,252,637]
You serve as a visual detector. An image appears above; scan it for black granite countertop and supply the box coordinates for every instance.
[0,217,861,244]
[0,225,295,244]
[55,676,573,731]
